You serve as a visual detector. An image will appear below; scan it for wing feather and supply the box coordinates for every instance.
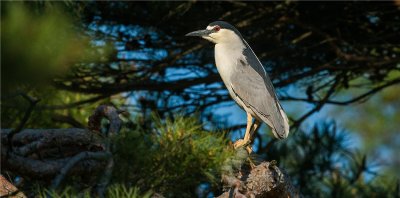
[230,42,289,139]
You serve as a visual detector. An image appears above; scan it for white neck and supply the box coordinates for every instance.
[214,38,246,86]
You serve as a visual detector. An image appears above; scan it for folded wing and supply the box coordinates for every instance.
[230,41,289,139]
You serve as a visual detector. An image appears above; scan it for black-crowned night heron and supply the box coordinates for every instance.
[186,21,289,152]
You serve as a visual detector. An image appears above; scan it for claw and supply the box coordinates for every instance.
[234,139,253,152]
[233,139,246,149]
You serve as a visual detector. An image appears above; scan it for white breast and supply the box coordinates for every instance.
[214,42,247,109]
[215,45,235,81]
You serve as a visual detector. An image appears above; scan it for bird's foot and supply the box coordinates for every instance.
[234,139,253,152]
[234,139,254,155]
[233,139,247,149]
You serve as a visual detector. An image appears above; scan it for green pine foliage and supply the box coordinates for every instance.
[38,184,151,198]
[111,116,235,197]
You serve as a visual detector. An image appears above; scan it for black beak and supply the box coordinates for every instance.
[185,29,213,37]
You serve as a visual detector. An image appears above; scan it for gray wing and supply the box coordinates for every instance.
[230,40,289,139]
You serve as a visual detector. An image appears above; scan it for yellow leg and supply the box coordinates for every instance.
[244,119,261,154]
[243,112,253,142]
[234,112,253,149]
[233,116,262,169]
[248,120,261,142]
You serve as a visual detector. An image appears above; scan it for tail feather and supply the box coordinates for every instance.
[278,105,290,139]
[266,104,290,140]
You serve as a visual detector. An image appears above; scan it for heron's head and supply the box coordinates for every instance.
[186,21,243,44]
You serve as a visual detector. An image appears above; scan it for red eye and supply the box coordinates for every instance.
[214,26,221,32]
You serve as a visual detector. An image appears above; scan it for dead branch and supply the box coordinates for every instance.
[218,161,299,198]
[7,93,40,143]
[2,128,102,157]
[94,158,114,197]
[87,105,122,197]
[1,128,105,180]
[50,151,112,189]
[1,104,122,193]
[88,105,122,135]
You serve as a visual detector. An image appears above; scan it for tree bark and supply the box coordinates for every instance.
[218,161,300,198]
[1,128,106,180]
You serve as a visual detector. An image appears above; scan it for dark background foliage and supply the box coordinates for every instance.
[1,1,399,197]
